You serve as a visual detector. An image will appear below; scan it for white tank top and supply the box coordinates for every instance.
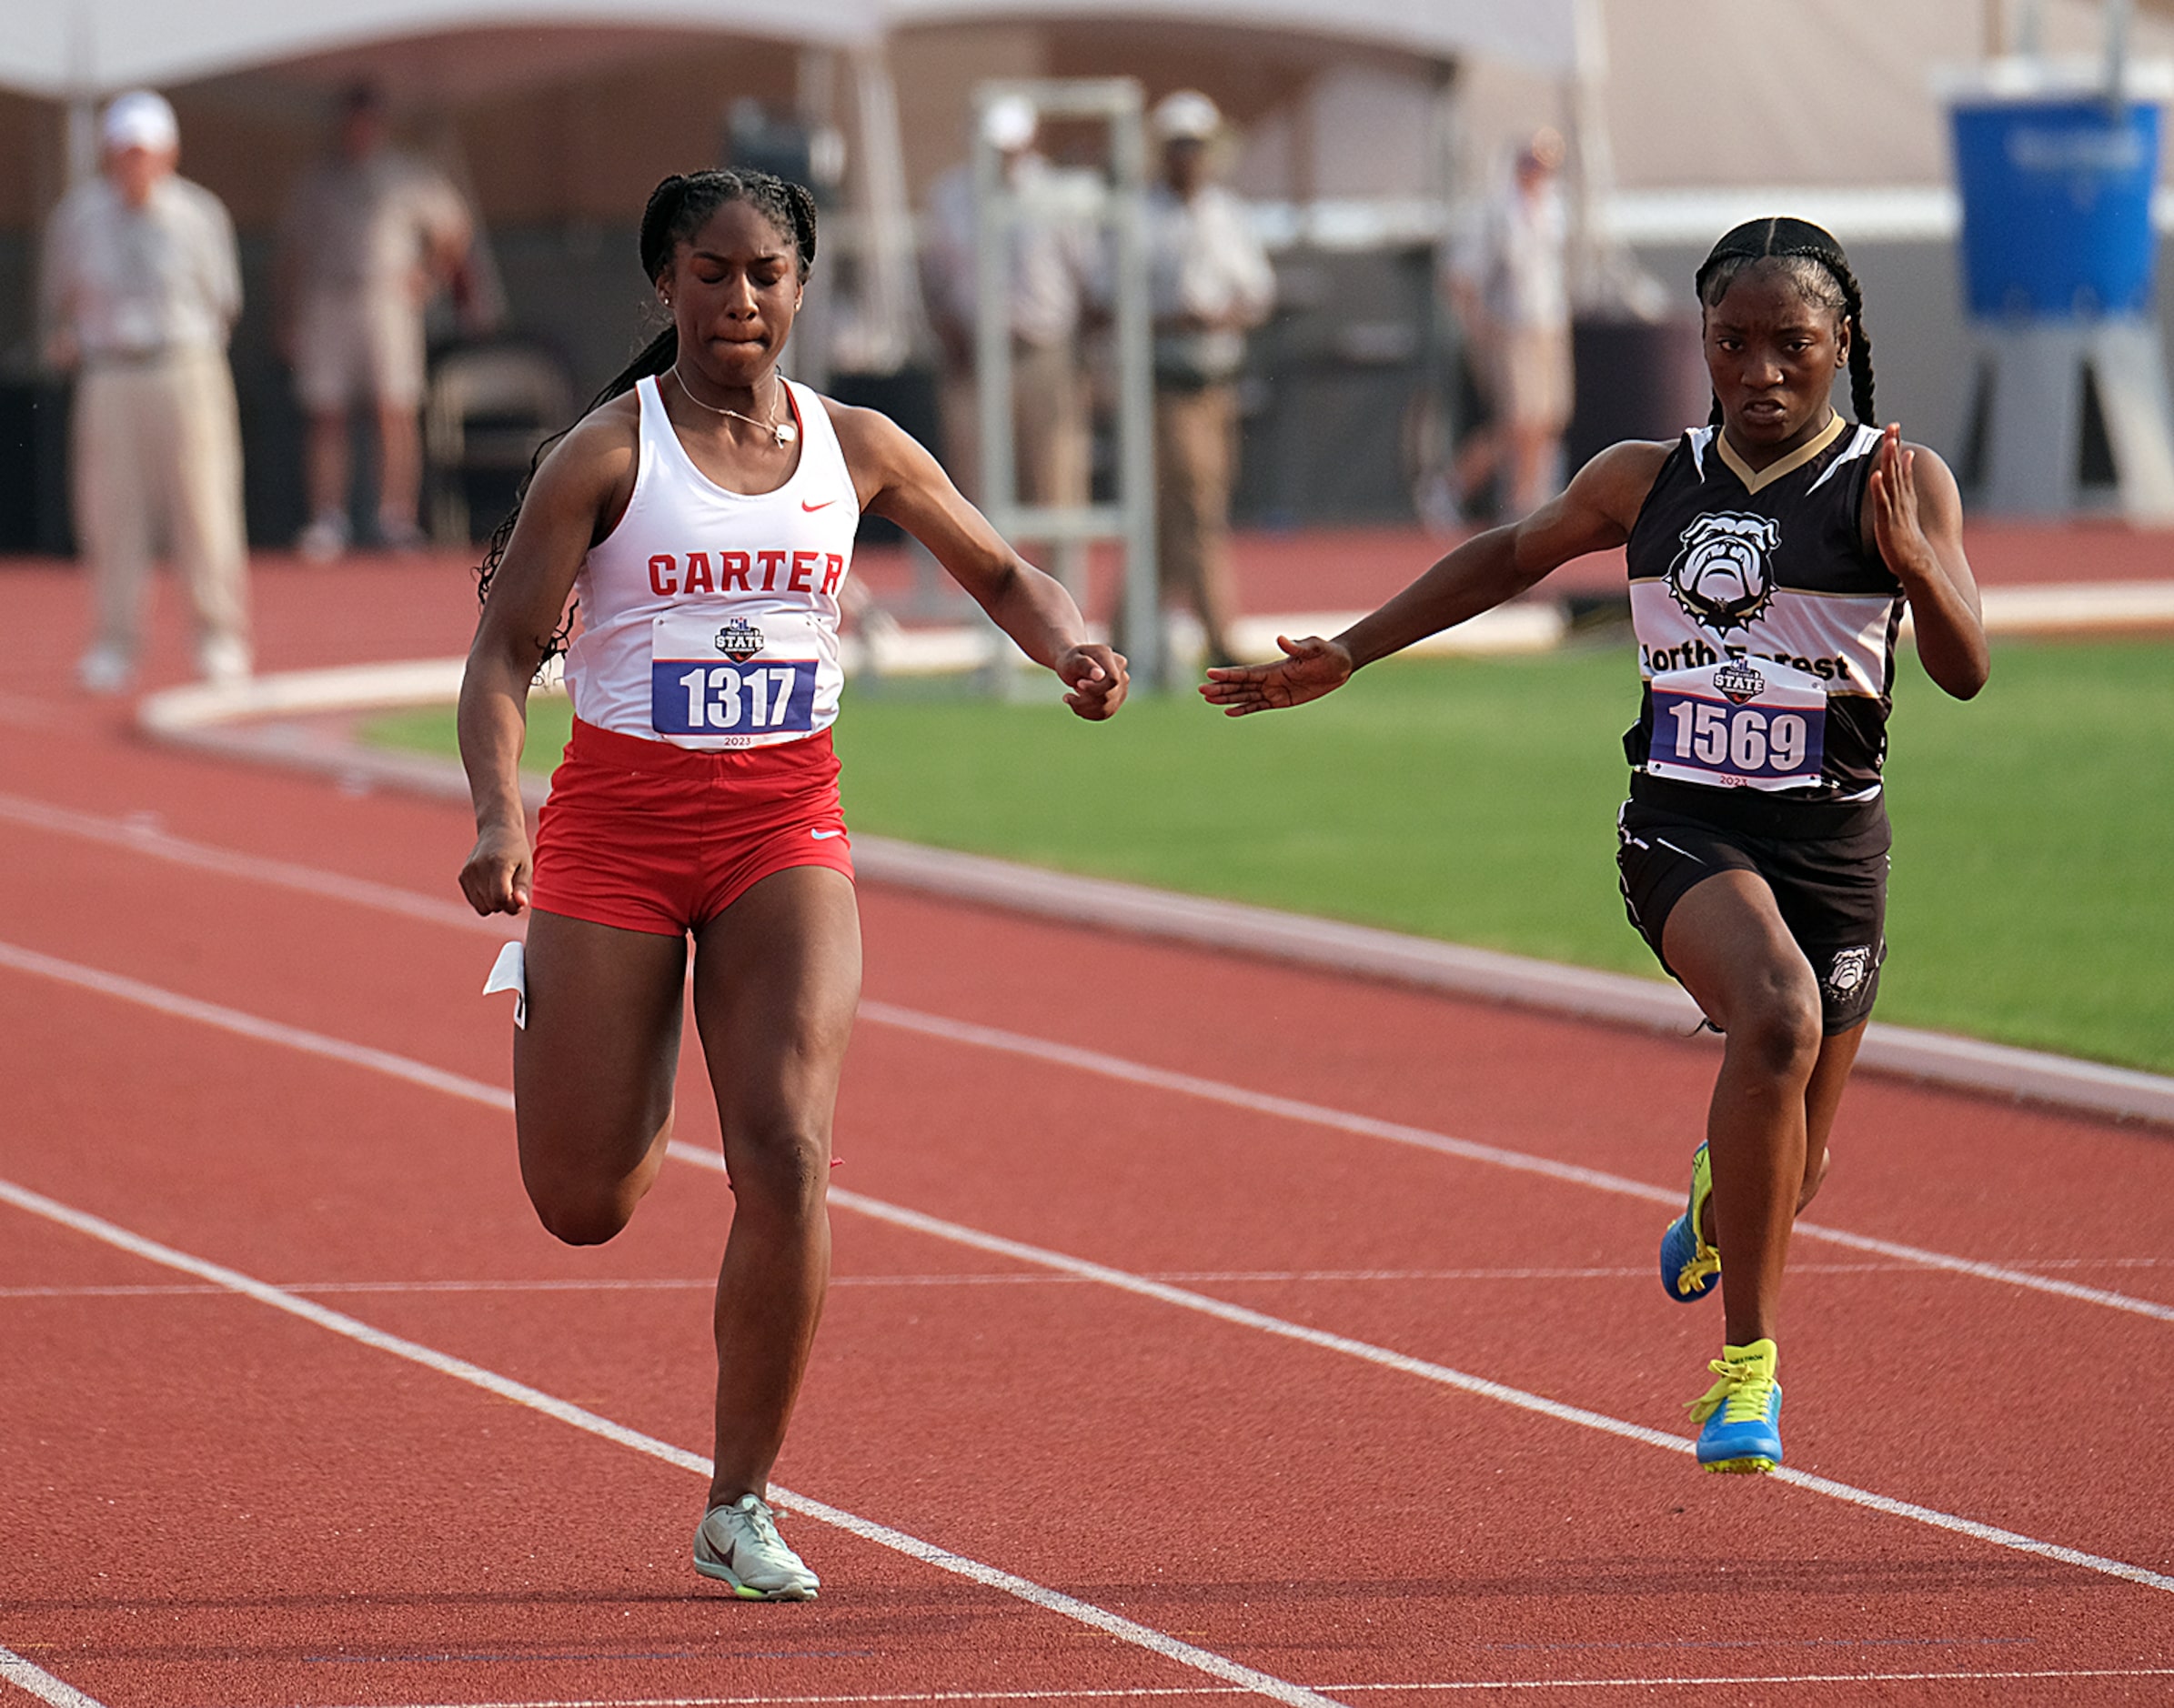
[563,374,860,749]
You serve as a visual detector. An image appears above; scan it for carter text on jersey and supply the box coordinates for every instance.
[647,550,846,598]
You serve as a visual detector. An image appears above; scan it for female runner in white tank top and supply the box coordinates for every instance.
[457,171,1126,1599]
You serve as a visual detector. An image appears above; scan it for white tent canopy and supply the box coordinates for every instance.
[6,0,1575,98]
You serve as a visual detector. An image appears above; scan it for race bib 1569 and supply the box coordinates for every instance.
[651,612,818,740]
[1646,657,1827,792]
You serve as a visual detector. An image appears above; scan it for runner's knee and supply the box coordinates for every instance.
[524,1170,642,1247]
[726,1121,829,1215]
[517,1127,662,1246]
[1727,966,1824,1084]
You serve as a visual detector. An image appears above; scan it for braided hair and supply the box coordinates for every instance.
[1694,216,1876,430]
[474,168,820,655]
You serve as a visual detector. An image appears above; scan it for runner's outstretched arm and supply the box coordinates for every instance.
[830,400,1127,720]
[1199,439,1667,717]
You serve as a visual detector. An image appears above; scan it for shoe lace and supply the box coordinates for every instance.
[1676,1242,1722,1297]
[728,1497,785,1552]
[1685,1353,1776,1425]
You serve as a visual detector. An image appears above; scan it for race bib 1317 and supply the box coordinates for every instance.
[651,612,818,741]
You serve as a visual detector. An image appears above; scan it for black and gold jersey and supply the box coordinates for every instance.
[1623,414,1902,799]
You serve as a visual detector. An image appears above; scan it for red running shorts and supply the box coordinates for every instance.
[529,718,854,936]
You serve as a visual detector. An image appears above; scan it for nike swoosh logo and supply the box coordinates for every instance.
[800,499,836,512]
[810,829,845,840]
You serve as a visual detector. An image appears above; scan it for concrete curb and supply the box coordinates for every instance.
[137,662,2174,1130]
[1975,578,2174,635]
[840,839,2174,1129]
[139,658,485,802]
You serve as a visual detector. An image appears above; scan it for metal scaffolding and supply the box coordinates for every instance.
[969,77,1162,688]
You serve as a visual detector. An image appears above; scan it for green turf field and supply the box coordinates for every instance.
[367,636,2174,1073]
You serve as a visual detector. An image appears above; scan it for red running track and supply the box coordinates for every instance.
[1,581,2172,1707]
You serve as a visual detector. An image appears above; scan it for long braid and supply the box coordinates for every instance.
[1695,216,1878,429]
[474,168,820,657]
[1836,270,1877,427]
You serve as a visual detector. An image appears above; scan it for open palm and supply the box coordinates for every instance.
[1199,634,1354,717]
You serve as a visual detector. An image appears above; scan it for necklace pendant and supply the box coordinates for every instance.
[774,421,799,447]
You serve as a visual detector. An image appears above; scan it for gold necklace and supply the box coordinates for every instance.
[669,365,799,447]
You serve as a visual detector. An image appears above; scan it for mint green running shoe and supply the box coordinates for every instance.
[694,1494,820,1600]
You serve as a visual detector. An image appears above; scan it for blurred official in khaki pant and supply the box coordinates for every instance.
[41,90,251,694]
[1141,90,1273,669]
[924,95,1100,532]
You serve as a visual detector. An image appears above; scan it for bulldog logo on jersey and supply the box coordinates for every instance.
[1667,513,1781,636]
[1827,946,1872,996]
[713,618,765,662]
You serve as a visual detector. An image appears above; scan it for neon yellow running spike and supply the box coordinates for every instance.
[1686,1338,1782,1473]
[1659,1142,1720,1302]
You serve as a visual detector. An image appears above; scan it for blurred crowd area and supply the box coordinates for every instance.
[6,0,2174,554]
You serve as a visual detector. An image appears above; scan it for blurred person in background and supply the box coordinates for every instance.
[277,82,486,559]
[923,95,1099,528]
[40,89,251,694]
[1140,89,1273,670]
[1441,127,1573,523]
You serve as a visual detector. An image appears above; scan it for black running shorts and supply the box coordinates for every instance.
[1615,774,1890,1034]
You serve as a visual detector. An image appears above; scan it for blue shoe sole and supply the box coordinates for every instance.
[1659,1213,1718,1303]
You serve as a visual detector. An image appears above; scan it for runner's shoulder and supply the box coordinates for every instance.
[531,391,639,497]
[818,394,914,465]
[818,395,941,504]
[1582,437,1676,489]
[1570,437,1676,526]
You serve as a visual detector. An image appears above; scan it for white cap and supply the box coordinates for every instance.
[1516,126,1566,173]
[102,90,178,154]
[981,94,1038,153]
[1151,90,1221,142]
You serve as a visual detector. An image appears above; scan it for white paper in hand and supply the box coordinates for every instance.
[482,939,527,1030]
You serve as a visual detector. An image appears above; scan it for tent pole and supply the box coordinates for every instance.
[1565,0,1613,306]
[849,38,924,377]
[65,0,97,186]
[2106,0,2133,105]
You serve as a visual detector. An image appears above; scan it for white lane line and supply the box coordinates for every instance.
[0,939,514,1113]
[16,1261,2132,1303]
[0,1280,713,1300]
[4,938,2172,1600]
[247,1664,2174,1707]
[0,1177,1347,1708]
[785,1170,2174,1599]
[856,1001,2174,1326]
[297,1686,1243,1694]
[6,922,2169,1329]
[1,795,2168,1325]
[1323,1670,2174,1694]
[0,1646,110,1708]
[0,792,499,937]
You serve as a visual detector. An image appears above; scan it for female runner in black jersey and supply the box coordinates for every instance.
[1202,217,1987,1473]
